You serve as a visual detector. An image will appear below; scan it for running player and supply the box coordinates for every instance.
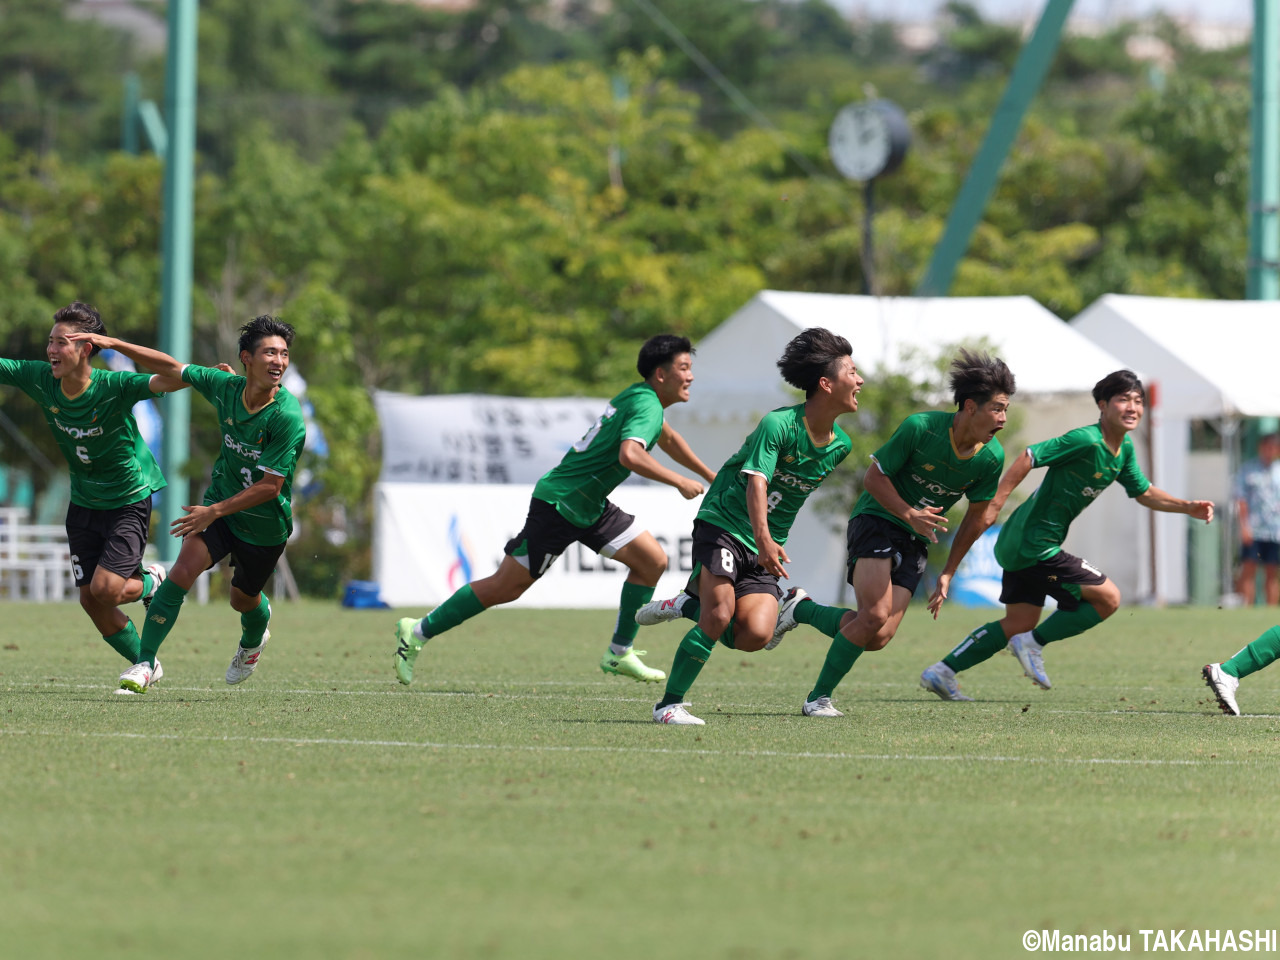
[67,317,307,693]
[393,335,717,687]
[0,302,179,686]
[652,327,862,726]
[773,350,1015,717]
[921,369,1214,700]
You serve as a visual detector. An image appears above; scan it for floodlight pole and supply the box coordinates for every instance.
[1248,0,1279,300]
[916,0,1076,296]
[157,0,198,563]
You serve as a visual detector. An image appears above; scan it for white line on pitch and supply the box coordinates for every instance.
[0,728,1259,766]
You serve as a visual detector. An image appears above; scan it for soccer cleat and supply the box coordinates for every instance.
[802,695,843,718]
[141,562,167,610]
[394,617,423,685]
[601,648,666,683]
[226,630,269,685]
[149,659,164,687]
[766,586,808,651]
[118,661,153,694]
[653,701,705,725]
[1008,631,1051,689]
[635,591,690,626]
[920,662,974,701]
[1202,663,1241,716]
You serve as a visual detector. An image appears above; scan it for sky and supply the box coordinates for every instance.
[825,0,1256,25]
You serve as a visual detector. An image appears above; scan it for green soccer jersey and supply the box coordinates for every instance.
[533,382,666,528]
[854,410,1004,542]
[0,359,165,510]
[994,423,1151,571]
[698,404,852,553]
[183,364,308,546]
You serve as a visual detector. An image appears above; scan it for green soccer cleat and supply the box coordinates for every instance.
[394,617,423,685]
[600,648,666,683]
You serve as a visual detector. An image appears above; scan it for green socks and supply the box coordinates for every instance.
[658,625,717,708]
[423,584,486,638]
[139,578,188,667]
[1032,603,1103,646]
[943,620,1008,673]
[795,598,854,639]
[240,593,271,649]
[102,621,141,664]
[806,636,863,702]
[1222,625,1280,679]
[612,580,655,649]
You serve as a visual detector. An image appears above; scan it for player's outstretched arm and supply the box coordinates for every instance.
[170,472,286,539]
[619,438,704,499]
[1136,487,1215,524]
[928,498,994,619]
[656,422,717,484]
[983,449,1035,524]
[62,331,189,393]
[863,463,947,543]
[746,473,788,579]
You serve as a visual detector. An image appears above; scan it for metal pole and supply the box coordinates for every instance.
[916,0,1077,296]
[862,178,875,296]
[157,0,197,563]
[1248,0,1279,300]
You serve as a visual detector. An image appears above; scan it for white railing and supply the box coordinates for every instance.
[0,507,77,601]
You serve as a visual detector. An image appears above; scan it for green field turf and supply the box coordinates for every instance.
[3,598,1279,959]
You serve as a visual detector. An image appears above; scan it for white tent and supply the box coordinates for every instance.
[1072,295,1280,603]
[671,291,1136,603]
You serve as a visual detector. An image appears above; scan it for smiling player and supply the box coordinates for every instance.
[69,317,307,692]
[921,369,1214,700]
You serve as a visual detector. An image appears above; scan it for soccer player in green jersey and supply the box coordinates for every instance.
[393,335,717,687]
[759,350,1015,717]
[652,327,862,726]
[921,369,1215,700]
[0,302,181,685]
[67,317,308,694]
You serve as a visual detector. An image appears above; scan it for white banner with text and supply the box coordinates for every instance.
[373,483,702,608]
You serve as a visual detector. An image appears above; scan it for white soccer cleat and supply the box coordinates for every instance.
[149,659,164,687]
[117,661,153,695]
[766,586,808,651]
[1202,663,1241,716]
[635,591,690,626]
[226,630,270,685]
[801,695,843,718]
[920,662,974,701]
[1008,631,1051,689]
[141,562,167,609]
[653,701,705,725]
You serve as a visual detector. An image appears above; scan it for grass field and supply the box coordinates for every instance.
[3,597,1279,959]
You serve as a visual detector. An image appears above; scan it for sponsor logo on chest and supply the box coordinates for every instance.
[54,417,105,440]
[224,432,264,460]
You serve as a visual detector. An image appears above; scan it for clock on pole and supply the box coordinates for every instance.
[829,100,911,293]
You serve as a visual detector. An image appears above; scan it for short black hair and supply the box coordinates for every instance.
[1092,369,1145,406]
[950,348,1015,409]
[52,301,107,356]
[777,327,853,398]
[238,315,295,357]
[637,335,693,379]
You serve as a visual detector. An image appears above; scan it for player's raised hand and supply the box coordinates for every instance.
[214,363,236,374]
[927,572,951,619]
[63,331,114,350]
[675,476,704,500]
[908,505,948,543]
